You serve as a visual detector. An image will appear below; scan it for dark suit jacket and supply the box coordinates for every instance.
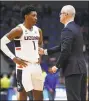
[47,21,87,76]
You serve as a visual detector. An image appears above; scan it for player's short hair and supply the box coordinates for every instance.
[21,5,37,19]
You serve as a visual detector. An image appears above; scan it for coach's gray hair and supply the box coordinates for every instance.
[62,5,76,18]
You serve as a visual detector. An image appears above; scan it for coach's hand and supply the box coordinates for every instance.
[13,57,28,68]
[51,66,58,73]
[48,66,58,74]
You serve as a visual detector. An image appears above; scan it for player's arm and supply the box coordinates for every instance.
[1,27,28,67]
[38,28,43,63]
[6,27,22,41]
[38,28,43,47]
[1,27,22,59]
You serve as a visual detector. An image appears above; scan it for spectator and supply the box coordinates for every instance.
[1,74,10,90]
[0,73,10,100]
[44,71,59,100]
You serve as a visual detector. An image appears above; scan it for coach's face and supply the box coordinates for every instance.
[60,8,67,24]
[27,11,37,25]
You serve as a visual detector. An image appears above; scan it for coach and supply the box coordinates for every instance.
[39,5,87,101]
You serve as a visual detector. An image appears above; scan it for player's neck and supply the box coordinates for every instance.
[23,22,33,30]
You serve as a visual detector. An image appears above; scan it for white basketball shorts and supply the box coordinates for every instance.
[16,63,44,92]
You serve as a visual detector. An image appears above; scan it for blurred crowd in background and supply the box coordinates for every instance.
[0,1,89,100]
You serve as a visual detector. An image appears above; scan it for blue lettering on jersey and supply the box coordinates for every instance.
[24,36,39,40]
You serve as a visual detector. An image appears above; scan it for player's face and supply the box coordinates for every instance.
[27,11,37,25]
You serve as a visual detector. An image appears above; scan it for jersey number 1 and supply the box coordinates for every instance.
[33,41,36,50]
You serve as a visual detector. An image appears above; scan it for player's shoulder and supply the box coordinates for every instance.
[33,25,42,32]
[33,25,39,29]
[33,25,41,30]
[13,24,23,33]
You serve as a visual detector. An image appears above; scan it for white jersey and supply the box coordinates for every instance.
[14,24,40,63]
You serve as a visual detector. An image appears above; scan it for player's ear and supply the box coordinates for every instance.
[25,15,28,19]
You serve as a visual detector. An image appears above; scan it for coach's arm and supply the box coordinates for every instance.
[55,29,74,68]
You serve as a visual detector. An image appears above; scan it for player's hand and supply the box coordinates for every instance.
[13,57,28,68]
[38,47,44,55]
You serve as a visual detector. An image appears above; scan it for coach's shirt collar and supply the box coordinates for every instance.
[65,19,74,27]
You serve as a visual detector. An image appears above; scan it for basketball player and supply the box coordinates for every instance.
[1,5,43,100]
